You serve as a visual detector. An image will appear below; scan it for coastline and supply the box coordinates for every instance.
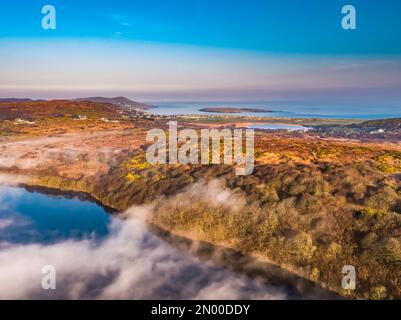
[1,99,401,300]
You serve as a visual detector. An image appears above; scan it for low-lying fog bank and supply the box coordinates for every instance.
[0,184,304,300]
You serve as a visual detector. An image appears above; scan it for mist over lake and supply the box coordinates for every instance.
[0,186,331,300]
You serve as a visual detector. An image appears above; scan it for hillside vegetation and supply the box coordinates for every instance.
[1,100,401,299]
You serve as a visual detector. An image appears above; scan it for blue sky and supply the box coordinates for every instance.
[0,0,401,102]
[2,0,401,54]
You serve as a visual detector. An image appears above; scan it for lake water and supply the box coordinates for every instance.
[249,123,309,131]
[0,186,335,299]
[0,187,111,244]
[148,101,401,120]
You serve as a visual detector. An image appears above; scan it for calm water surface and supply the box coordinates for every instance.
[148,101,401,120]
[0,186,336,299]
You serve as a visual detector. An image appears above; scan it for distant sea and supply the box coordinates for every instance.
[148,101,401,120]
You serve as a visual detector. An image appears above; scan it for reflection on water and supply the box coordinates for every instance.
[0,186,110,244]
[0,186,338,299]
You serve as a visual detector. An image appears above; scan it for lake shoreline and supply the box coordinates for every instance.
[19,183,119,214]
[1,181,343,300]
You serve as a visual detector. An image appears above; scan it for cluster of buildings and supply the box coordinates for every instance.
[13,118,35,125]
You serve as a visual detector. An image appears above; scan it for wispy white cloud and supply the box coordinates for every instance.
[0,216,288,299]
[0,180,291,300]
[0,218,13,230]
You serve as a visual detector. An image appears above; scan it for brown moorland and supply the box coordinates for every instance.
[1,100,401,299]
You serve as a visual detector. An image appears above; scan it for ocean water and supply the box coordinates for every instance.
[148,101,401,120]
